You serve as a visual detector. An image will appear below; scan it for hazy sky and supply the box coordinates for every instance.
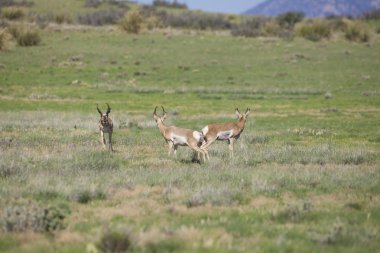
[135,0,265,14]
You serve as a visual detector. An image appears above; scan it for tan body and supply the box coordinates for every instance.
[97,103,114,151]
[201,108,250,159]
[154,106,206,162]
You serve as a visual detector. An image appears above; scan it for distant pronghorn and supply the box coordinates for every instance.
[97,103,113,151]
[153,106,206,162]
[201,108,250,159]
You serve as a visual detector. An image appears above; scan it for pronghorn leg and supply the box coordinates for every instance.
[173,145,178,157]
[189,143,206,163]
[200,137,217,160]
[108,132,113,151]
[228,138,234,158]
[100,130,106,148]
[168,141,173,156]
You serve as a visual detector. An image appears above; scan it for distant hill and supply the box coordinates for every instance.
[244,0,380,17]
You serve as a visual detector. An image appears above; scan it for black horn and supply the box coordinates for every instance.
[106,103,111,115]
[97,104,102,115]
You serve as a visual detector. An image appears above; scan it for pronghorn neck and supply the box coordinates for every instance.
[156,119,168,136]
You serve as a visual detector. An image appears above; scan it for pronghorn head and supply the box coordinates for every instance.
[97,103,111,125]
[153,106,167,125]
[235,108,250,121]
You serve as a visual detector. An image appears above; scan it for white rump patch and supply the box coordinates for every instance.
[217,130,233,140]
[192,131,203,142]
[171,133,187,145]
[202,126,209,135]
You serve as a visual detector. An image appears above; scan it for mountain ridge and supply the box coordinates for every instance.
[244,0,380,17]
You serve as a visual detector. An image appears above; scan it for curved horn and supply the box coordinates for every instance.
[153,106,158,116]
[161,106,167,120]
[106,103,111,115]
[97,104,102,115]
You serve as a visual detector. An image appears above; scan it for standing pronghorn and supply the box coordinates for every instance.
[201,108,250,159]
[153,106,207,162]
[97,103,114,151]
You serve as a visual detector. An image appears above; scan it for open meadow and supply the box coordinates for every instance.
[1,1,380,252]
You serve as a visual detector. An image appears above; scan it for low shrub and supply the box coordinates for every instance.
[343,21,371,42]
[96,225,134,253]
[1,202,70,233]
[70,189,106,204]
[153,0,187,9]
[0,28,13,51]
[1,7,25,20]
[276,11,305,28]
[231,17,270,37]
[16,28,41,46]
[295,20,331,41]
[163,11,231,30]
[78,8,126,26]
[7,25,41,46]
[119,10,143,34]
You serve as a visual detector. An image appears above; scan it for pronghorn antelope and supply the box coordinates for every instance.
[201,108,250,159]
[153,106,207,162]
[97,103,114,151]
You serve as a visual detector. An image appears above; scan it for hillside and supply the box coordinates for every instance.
[244,0,380,17]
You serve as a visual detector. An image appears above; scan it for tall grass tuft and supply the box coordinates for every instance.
[0,28,13,51]
[1,7,25,20]
[295,20,331,41]
[343,21,371,43]
[8,25,41,47]
[96,225,134,253]
[119,10,143,34]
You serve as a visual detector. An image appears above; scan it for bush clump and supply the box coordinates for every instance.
[295,20,332,41]
[276,11,305,28]
[231,17,270,37]
[96,225,134,253]
[78,8,126,26]
[1,202,70,233]
[119,10,143,34]
[1,7,25,20]
[343,21,371,42]
[153,0,187,9]
[0,28,13,51]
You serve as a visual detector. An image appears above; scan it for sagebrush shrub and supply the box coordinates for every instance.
[78,8,125,26]
[96,225,134,253]
[119,10,143,34]
[0,28,13,51]
[1,203,70,233]
[16,29,41,46]
[1,7,25,20]
[344,21,371,43]
[295,20,331,41]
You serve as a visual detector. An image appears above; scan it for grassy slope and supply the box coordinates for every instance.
[0,17,380,253]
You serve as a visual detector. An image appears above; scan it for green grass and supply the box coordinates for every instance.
[0,14,379,253]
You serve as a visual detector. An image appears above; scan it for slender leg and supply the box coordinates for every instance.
[168,141,173,156]
[228,138,234,158]
[189,143,206,163]
[108,131,113,151]
[100,130,106,148]
[173,145,178,156]
[200,137,217,160]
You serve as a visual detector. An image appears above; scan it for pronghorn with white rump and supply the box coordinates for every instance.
[201,108,250,159]
[97,103,114,151]
[153,106,207,162]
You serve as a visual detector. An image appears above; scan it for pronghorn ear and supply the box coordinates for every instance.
[97,104,102,115]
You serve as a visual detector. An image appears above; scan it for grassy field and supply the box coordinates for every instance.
[1,7,380,253]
